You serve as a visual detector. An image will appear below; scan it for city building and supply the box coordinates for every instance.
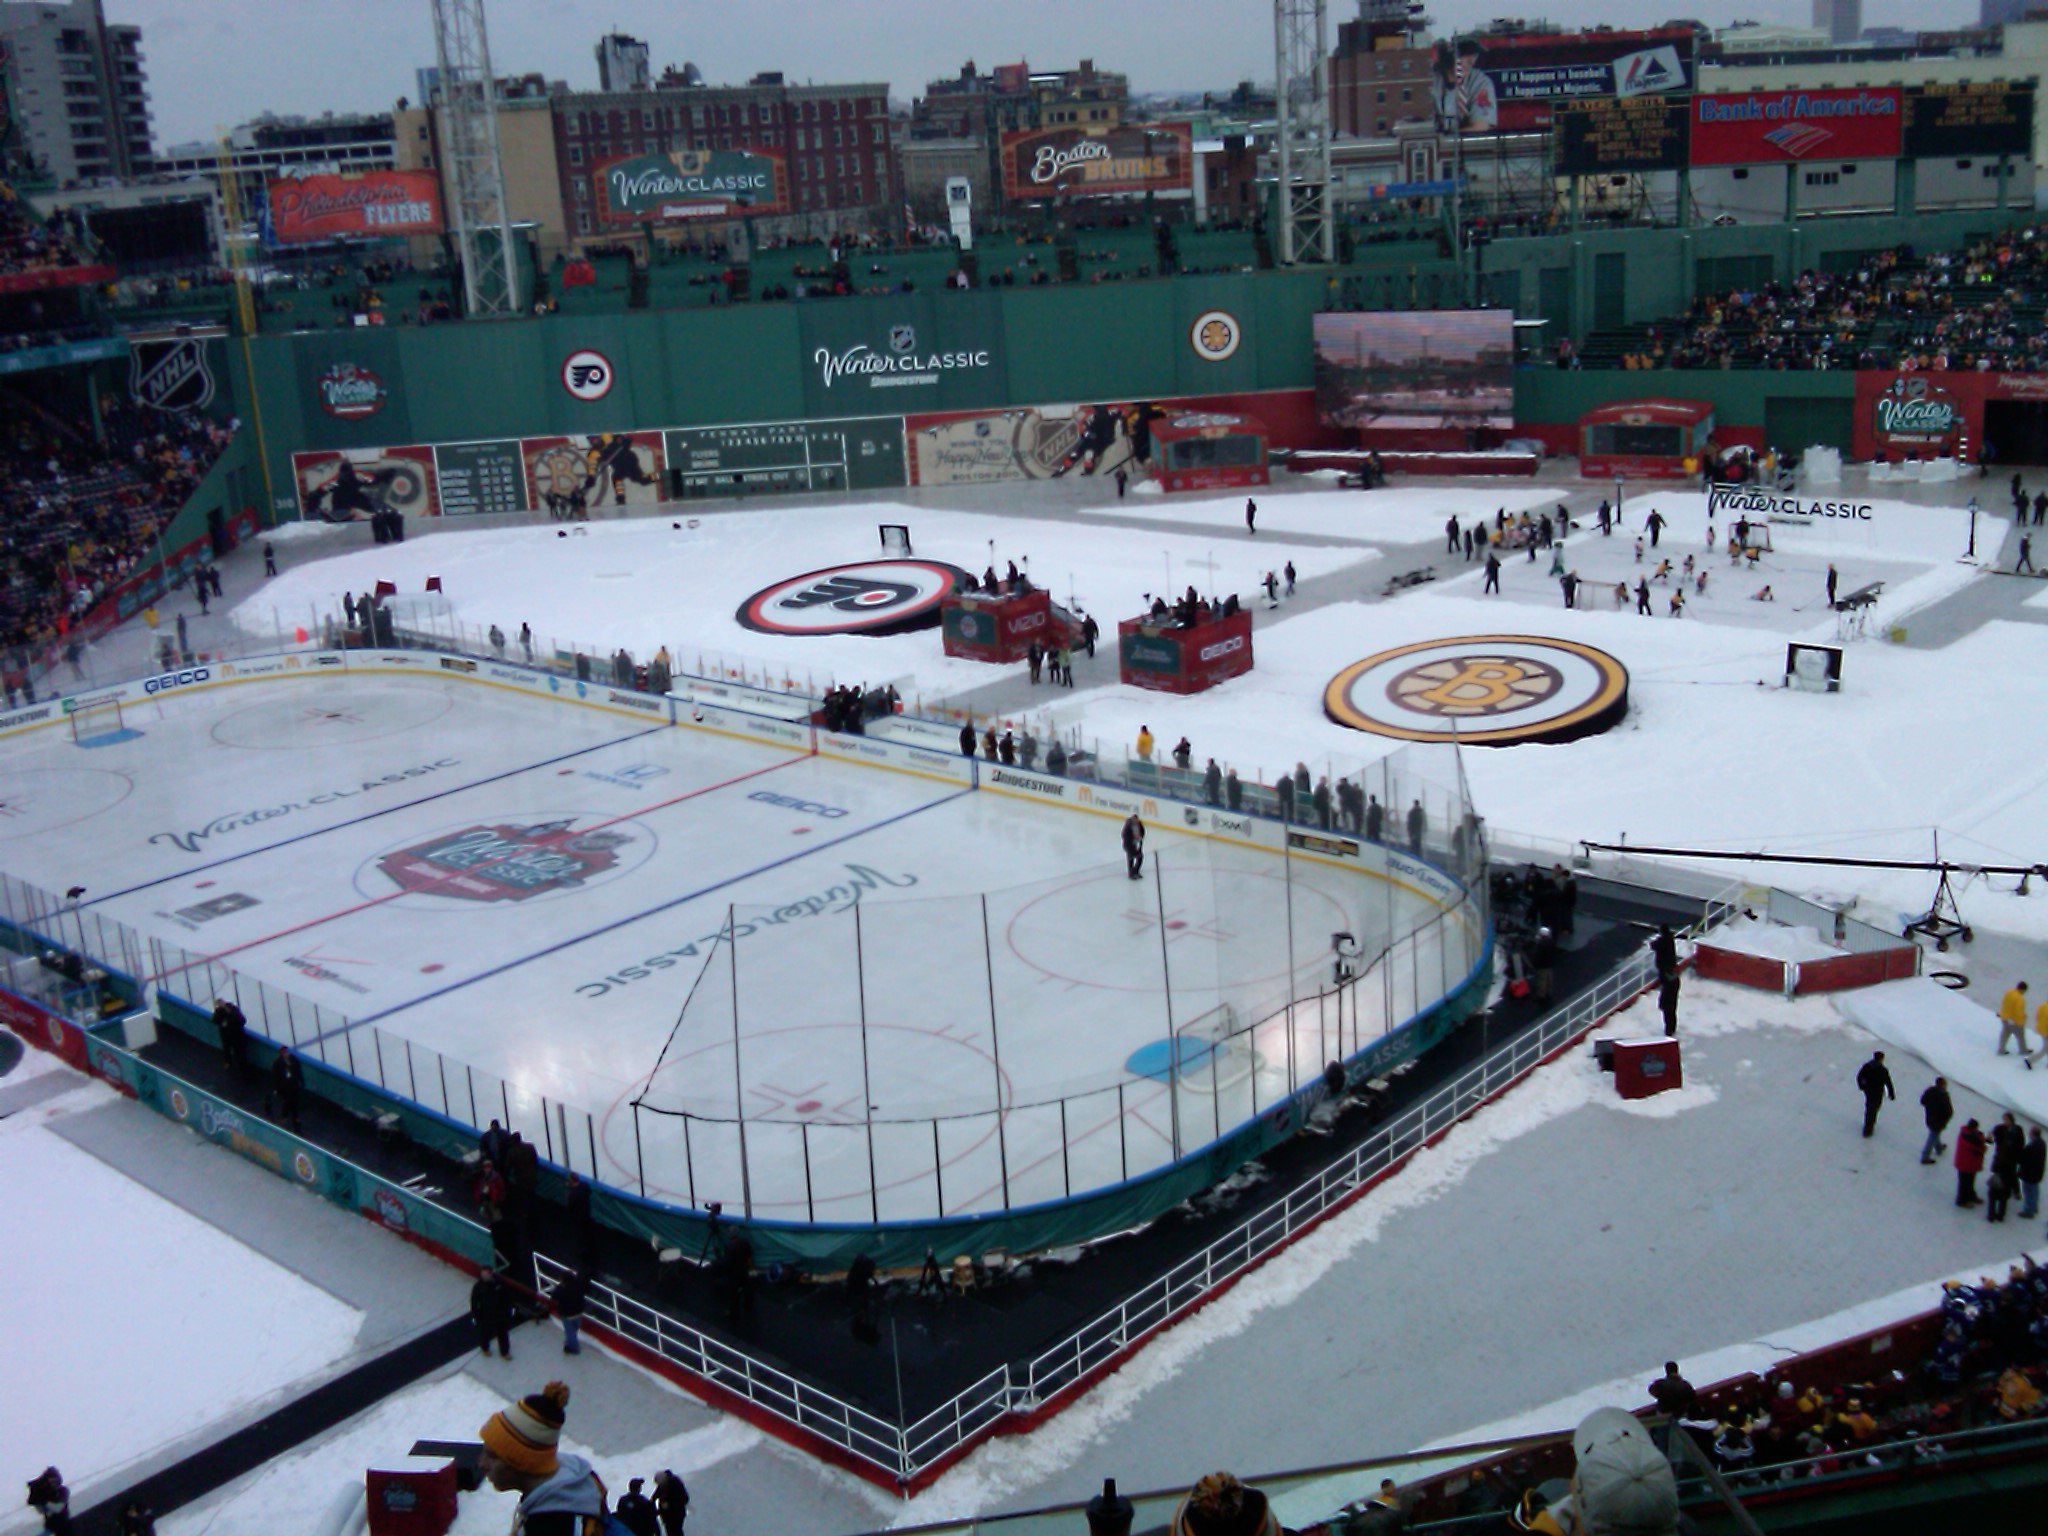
[898,134,990,226]
[392,74,567,260]
[1813,0,1863,46]
[550,72,894,245]
[595,32,650,94]
[0,0,152,184]
[911,58,1134,210]
[1331,8,1435,139]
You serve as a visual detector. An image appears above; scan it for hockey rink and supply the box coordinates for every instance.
[0,671,1471,1223]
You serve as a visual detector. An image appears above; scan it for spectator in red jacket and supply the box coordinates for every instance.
[1955,1118,1988,1208]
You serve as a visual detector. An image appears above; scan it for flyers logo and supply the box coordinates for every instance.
[778,574,918,613]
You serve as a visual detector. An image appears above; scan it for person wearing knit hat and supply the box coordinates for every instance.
[476,1382,605,1533]
[1169,1470,1281,1536]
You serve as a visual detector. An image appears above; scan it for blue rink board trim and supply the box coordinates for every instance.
[303,778,976,1044]
[82,721,674,908]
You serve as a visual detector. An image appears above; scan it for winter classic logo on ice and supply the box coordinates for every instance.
[561,349,614,401]
[1325,635,1630,747]
[367,816,654,904]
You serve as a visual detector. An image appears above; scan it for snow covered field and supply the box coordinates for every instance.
[0,1072,363,1523]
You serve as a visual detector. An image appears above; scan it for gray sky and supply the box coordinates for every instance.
[123,0,1978,149]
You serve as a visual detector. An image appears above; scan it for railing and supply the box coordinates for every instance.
[525,879,1739,1489]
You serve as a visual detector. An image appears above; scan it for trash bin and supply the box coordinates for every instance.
[1611,1038,1682,1100]
[366,1463,456,1536]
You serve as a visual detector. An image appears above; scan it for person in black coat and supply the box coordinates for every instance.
[1988,1112,2025,1223]
[1405,798,1425,855]
[565,1171,596,1268]
[212,997,248,1080]
[1650,924,1679,981]
[2020,1126,2047,1220]
[1364,795,1383,843]
[1275,774,1294,824]
[267,1046,304,1133]
[651,1470,690,1536]
[26,1468,71,1536]
[553,1269,589,1355]
[1659,970,1681,1036]
[959,720,976,757]
[1919,1077,1953,1165]
[471,1270,515,1358]
[1856,1051,1896,1138]
[1121,813,1145,880]
[614,1479,659,1536]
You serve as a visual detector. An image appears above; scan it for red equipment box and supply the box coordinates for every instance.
[366,1464,458,1536]
[1118,606,1253,694]
[1611,1037,1682,1100]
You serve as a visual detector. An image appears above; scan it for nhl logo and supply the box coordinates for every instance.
[129,332,216,413]
[888,324,917,355]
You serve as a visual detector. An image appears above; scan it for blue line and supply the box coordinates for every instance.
[306,782,974,1045]
[86,722,674,907]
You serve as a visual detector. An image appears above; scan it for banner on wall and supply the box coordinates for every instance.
[1435,29,1694,133]
[267,170,444,242]
[797,293,1009,416]
[907,402,1164,485]
[1000,121,1193,199]
[292,446,440,521]
[1846,368,2048,461]
[520,432,667,515]
[1690,88,1902,165]
[592,147,788,224]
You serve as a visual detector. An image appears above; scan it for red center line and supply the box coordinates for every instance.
[148,753,806,986]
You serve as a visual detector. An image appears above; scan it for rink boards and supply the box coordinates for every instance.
[0,650,1484,1241]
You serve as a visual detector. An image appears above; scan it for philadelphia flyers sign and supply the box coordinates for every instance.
[737,559,968,636]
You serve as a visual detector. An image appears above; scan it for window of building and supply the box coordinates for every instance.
[1375,89,1386,104]
[577,210,591,233]
[1401,87,1412,102]
[642,109,654,130]
[1840,164,1856,175]
[875,151,887,177]
[568,143,582,165]
[836,154,845,177]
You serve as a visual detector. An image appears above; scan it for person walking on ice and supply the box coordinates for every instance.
[1856,1050,1895,1138]
[1998,980,2030,1057]
[1121,812,1146,881]
[1245,498,1257,534]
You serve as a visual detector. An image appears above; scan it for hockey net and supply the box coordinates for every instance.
[1173,1001,1252,1094]
[69,698,123,743]
[878,523,912,557]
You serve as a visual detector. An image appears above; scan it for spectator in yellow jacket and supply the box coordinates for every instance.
[1999,982,2030,1056]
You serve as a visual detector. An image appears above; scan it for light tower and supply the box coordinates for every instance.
[430,0,522,316]
[1273,0,1334,265]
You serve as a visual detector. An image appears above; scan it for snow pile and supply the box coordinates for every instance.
[1838,976,2048,1127]
[0,1075,364,1508]
[1701,914,1842,964]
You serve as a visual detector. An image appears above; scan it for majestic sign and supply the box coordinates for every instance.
[1000,122,1193,199]
[314,362,387,420]
[1690,88,1902,165]
[593,147,786,223]
[267,170,444,242]
[128,329,219,412]
[736,559,967,636]
[1436,30,1695,132]
[1324,636,1629,746]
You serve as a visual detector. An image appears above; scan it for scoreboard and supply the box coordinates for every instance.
[433,439,528,515]
[663,417,905,498]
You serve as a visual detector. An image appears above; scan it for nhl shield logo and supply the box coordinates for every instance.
[129,333,216,412]
[888,324,917,355]
[375,818,633,903]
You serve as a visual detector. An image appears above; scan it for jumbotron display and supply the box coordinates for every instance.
[1312,310,1514,432]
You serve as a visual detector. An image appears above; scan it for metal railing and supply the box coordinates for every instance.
[526,879,1740,1488]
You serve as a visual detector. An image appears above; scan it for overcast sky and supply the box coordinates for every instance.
[121,0,1981,148]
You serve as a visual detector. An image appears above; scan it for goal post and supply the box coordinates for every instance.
[69,698,123,744]
[1173,1000,1251,1094]
[878,523,912,556]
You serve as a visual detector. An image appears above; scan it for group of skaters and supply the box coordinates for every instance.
[959,716,1062,771]
[1467,500,1783,614]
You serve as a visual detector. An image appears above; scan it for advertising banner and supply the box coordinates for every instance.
[519,432,667,515]
[1854,371,1967,459]
[592,147,787,224]
[1690,88,1902,165]
[292,329,413,448]
[907,401,1161,485]
[267,170,444,242]
[1435,31,1693,132]
[1000,121,1193,199]
[292,446,439,521]
[1556,96,1690,175]
[1903,81,2034,159]
[797,293,1009,416]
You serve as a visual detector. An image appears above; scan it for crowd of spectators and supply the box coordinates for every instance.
[0,185,88,277]
[1593,226,2048,373]
[0,401,233,663]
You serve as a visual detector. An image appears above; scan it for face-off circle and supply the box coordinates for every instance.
[736,559,967,636]
[1324,635,1629,745]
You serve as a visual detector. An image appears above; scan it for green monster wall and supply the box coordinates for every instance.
[232,206,2013,519]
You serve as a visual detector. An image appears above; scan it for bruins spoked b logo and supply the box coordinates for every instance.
[737,559,968,636]
[1325,636,1628,746]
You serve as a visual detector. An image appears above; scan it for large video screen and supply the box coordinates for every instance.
[1313,311,1514,432]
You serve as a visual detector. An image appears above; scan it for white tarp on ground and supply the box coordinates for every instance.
[1838,975,2048,1127]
